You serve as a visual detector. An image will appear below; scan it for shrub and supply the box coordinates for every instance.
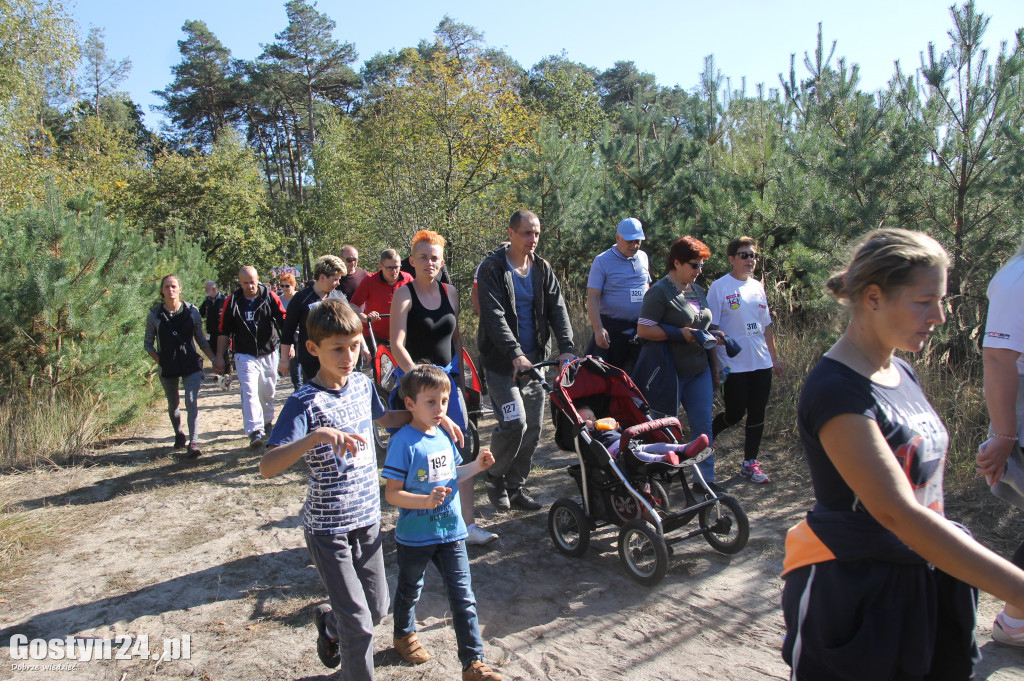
[0,187,214,467]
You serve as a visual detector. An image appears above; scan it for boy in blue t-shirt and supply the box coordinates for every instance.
[259,299,463,681]
[382,364,503,681]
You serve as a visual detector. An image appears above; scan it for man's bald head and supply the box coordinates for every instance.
[238,266,260,299]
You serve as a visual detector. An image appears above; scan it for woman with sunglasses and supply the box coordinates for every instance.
[707,237,782,484]
[633,236,723,486]
[278,272,301,390]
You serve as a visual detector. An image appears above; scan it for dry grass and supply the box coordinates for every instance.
[0,387,106,469]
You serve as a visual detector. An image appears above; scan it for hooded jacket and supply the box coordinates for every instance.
[218,283,287,357]
[476,243,574,374]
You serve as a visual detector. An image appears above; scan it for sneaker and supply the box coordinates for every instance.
[485,478,510,511]
[508,487,542,511]
[185,442,202,459]
[249,431,265,449]
[313,604,341,668]
[740,459,770,484]
[466,524,498,546]
[173,432,186,450]
[394,632,431,664]
[992,611,1024,648]
[463,660,502,681]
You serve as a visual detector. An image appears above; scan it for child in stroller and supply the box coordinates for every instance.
[575,401,709,467]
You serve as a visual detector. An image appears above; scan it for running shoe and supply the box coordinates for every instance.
[466,524,498,546]
[740,459,770,483]
[508,487,541,511]
[992,611,1024,648]
[173,432,186,450]
[249,431,265,449]
[485,478,510,511]
[186,442,202,459]
[313,604,341,668]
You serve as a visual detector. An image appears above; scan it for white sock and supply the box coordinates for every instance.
[1002,611,1024,628]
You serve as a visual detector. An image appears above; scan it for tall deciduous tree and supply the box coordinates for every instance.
[0,0,78,209]
[356,20,536,286]
[524,53,606,142]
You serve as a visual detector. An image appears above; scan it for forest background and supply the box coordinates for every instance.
[1,0,1023,480]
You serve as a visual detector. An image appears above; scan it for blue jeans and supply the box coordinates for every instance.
[394,540,484,668]
[654,366,715,481]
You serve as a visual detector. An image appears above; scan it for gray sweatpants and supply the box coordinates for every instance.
[159,370,201,443]
[485,366,546,491]
[304,524,390,681]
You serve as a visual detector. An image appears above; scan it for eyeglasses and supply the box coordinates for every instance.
[345,257,358,263]
[687,261,706,269]
[736,252,758,260]
[382,266,401,271]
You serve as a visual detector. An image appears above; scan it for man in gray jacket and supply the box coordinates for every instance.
[477,209,574,511]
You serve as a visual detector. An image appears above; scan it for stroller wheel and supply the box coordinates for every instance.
[699,495,749,555]
[618,519,669,586]
[548,499,590,557]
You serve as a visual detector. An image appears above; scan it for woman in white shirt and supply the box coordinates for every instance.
[706,236,782,483]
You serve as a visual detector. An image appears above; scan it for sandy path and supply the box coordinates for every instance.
[0,375,1021,680]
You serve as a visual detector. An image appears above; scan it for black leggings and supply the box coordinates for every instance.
[712,367,773,462]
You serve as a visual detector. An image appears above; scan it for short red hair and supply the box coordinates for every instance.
[279,272,297,287]
[667,236,710,270]
[411,230,446,251]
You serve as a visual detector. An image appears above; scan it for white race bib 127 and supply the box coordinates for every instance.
[501,400,521,422]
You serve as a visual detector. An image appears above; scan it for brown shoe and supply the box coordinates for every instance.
[462,659,502,681]
[394,632,430,664]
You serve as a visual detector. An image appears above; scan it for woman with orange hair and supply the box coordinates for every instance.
[392,231,498,546]
[633,236,724,486]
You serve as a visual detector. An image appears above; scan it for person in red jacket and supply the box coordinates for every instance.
[351,248,412,348]
[214,266,287,449]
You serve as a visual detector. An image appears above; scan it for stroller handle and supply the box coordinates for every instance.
[515,359,567,385]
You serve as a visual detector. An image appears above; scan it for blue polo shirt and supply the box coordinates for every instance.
[587,246,650,321]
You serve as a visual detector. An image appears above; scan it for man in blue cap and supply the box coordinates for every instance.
[585,217,651,372]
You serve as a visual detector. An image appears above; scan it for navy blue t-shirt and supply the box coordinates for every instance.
[267,373,385,534]
[798,356,948,516]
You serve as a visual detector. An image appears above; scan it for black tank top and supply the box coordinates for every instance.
[404,283,456,366]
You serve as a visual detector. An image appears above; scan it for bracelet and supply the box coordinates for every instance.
[991,432,1018,441]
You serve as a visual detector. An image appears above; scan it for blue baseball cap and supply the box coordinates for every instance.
[616,217,645,241]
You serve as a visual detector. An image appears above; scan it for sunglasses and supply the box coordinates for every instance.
[736,252,758,260]
[382,265,401,271]
[687,261,706,269]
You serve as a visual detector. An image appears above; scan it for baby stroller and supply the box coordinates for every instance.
[535,356,749,585]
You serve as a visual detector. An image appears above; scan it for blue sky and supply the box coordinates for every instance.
[71,0,1024,128]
